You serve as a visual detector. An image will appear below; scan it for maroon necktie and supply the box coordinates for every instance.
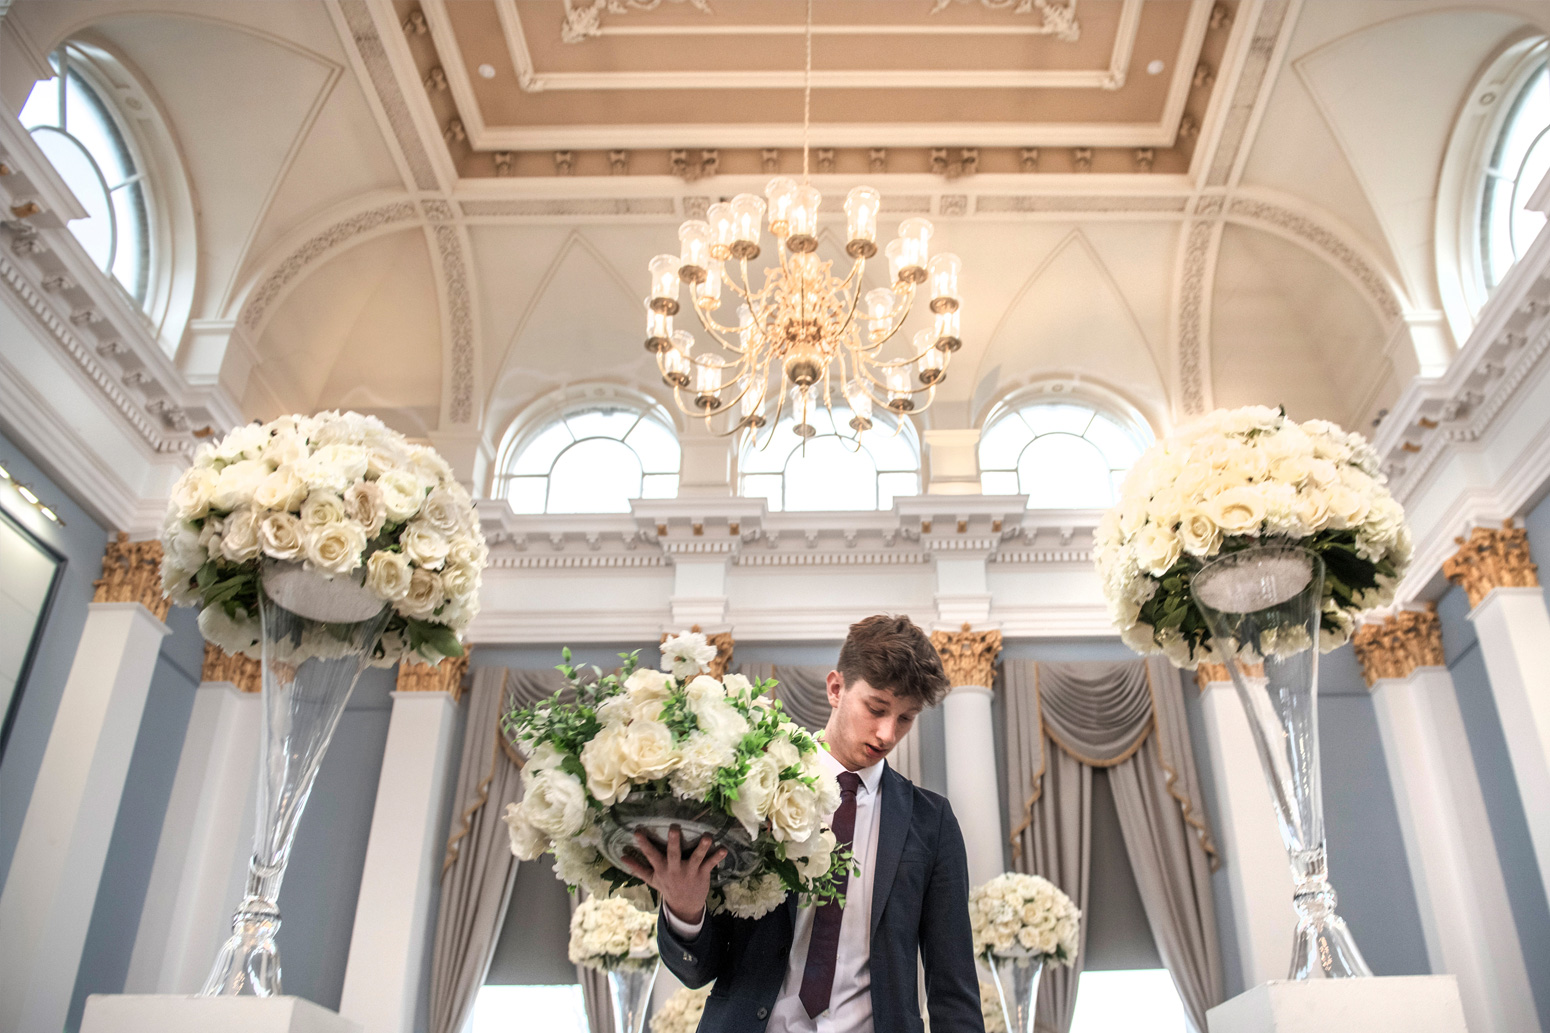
[799,770,862,1018]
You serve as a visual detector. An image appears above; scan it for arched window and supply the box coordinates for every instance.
[979,396,1150,509]
[1482,47,1550,291]
[739,403,920,512]
[498,401,680,514]
[20,45,151,303]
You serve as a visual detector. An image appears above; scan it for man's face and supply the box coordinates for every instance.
[822,671,923,771]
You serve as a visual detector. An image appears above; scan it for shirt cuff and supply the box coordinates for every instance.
[662,903,705,939]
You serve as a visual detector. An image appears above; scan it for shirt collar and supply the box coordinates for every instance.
[818,744,885,795]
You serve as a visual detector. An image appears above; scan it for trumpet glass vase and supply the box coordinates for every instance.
[1190,544,1372,979]
[609,962,659,1033]
[987,952,1044,1033]
[200,560,390,995]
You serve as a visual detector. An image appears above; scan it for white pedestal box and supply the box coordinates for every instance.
[1206,977,1468,1033]
[80,995,363,1033]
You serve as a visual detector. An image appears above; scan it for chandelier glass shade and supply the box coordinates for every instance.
[644,183,961,439]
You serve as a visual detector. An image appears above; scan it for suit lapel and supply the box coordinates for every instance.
[869,762,912,937]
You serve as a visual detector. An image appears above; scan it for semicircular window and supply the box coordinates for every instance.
[739,404,920,512]
[500,404,681,514]
[979,400,1151,509]
[1483,55,1550,290]
[20,46,150,303]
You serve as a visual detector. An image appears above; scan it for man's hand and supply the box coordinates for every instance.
[620,825,726,926]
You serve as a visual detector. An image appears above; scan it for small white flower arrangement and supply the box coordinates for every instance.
[650,984,712,1033]
[159,411,487,665]
[568,895,659,972]
[1094,406,1411,667]
[502,632,849,921]
[970,872,1081,965]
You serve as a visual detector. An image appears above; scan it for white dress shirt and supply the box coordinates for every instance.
[665,749,886,1033]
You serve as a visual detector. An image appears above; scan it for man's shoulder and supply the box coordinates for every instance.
[886,767,954,825]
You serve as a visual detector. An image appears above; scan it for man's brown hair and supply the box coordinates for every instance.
[836,614,951,708]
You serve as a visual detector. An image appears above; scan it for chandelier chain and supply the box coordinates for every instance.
[802,0,812,182]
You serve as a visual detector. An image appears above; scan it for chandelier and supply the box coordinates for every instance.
[643,3,963,441]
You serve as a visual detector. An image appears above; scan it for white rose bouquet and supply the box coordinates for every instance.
[1094,406,1411,668]
[502,631,849,921]
[970,872,1081,965]
[568,895,659,972]
[650,985,712,1033]
[160,411,487,665]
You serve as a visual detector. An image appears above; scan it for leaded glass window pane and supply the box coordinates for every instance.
[500,402,680,512]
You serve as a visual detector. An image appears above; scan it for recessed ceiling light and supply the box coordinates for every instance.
[478,63,497,79]
[1146,59,1165,75]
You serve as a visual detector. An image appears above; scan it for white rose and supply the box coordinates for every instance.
[220,507,262,563]
[1207,485,1267,535]
[730,755,781,835]
[298,444,368,494]
[419,488,465,535]
[366,549,413,601]
[1325,484,1372,529]
[1131,524,1181,576]
[581,723,633,805]
[344,481,387,537]
[766,737,800,773]
[449,535,488,570]
[721,672,753,697]
[521,769,588,838]
[691,694,748,747]
[258,512,305,560]
[172,466,220,520]
[262,432,308,469]
[397,567,444,619]
[300,491,347,528]
[402,522,450,570]
[378,469,426,522]
[792,827,837,880]
[305,521,367,576]
[407,445,454,487]
[618,719,680,780]
[1295,488,1331,534]
[210,460,268,512]
[254,467,309,512]
[439,561,479,603]
[1177,507,1222,558]
[768,778,820,843]
[503,801,550,861]
[214,423,270,463]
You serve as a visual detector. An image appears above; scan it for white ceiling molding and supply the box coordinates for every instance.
[1172,211,1220,418]
[560,0,713,46]
[329,0,441,192]
[420,199,480,426]
[1195,0,1298,189]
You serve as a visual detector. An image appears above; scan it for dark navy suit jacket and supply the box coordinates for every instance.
[657,763,985,1033]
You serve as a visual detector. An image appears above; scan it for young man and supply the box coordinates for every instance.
[624,615,985,1033]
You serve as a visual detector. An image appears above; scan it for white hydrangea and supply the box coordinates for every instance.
[661,631,719,679]
[720,872,788,919]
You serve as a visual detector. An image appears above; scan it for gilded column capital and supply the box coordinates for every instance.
[661,625,734,680]
[929,622,1003,689]
[1194,662,1231,689]
[1352,605,1446,687]
[202,642,261,693]
[396,653,470,701]
[1443,519,1540,609]
[92,531,169,621]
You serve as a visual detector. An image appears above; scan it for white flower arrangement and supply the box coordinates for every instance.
[970,872,1081,965]
[1094,406,1411,668]
[979,979,1007,1033]
[650,984,712,1033]
[160,411,487,665]
[502,632,848,921]
[567,895,659,972]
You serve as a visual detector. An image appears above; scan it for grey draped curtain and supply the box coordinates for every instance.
[428,668,565,1033]
[1004,660,1222,1033]
[738,662,925,786]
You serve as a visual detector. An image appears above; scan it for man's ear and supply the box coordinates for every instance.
[825,669,845,708]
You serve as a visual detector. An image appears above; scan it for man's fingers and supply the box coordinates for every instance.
[665,825,683,872]
[619,856,655,885]
[689,833,713,866]
[709,847,728,871]
[633,830,666,871]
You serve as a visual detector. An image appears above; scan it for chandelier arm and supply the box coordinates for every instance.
[689,300,752,353]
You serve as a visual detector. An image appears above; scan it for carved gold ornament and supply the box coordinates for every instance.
[660,625,734,680]
[202,642,261,693]
[930,622,1003,689]
[93,531,169,621]
[1442,519,1540,609]
[1352,605,1445,687]
[397,653,471,701]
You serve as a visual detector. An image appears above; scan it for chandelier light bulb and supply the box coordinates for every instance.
[662,330,694,387]
[678,221,713,283]
[697,261,723,310]
[928,253,962,313]
[649,254,681,313]
[740,377,768,427]
[845,379,874,431]
[729,194,765,258]
[845,186,880,258]
[707,202,735,260]
[934,308,962,351]
[895,217,933,283]
[790,383,820,437]
[916,329,946,384]
[694,361,721,407]
[786,184,822,252]
[645,301,673,352]
[886,365,914,411]
[885,238,908,286]
[766,177,799,237]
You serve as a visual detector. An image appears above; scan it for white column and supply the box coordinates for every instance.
[1368,667,1539,1033]
[0,601,170,1033]
[125,681,261,994]
[942,684,1003,886]
[1467,585,1550,904]
[1197,678,1296,989]
[338,691,459,1033]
